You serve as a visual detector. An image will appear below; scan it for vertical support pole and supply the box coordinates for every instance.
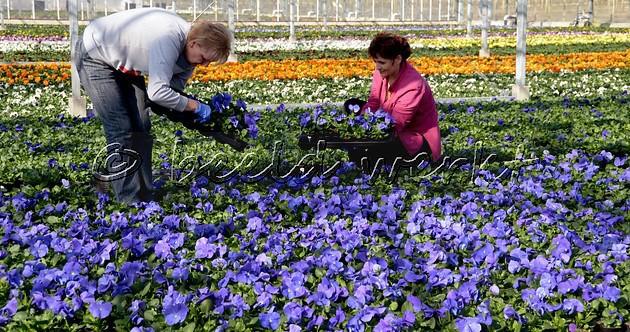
[438,0,441,20]
[429,0,432,20]
[31,0,35,19]
[235,0,239,21]
[458,0,463,24]
[512,0,529,101]
[335,0,338,21]
[193,0,196,20]
[587,0,593,23]
[289,0,295,41]
[401,0,405,20]
[296,0,299,21]
[228,0,237,62]
[256,0,260,21]
[56,0,60,20]
[390,0,394,20]
[276,0,280,21]
[447,0,451,20]
[69,0,86,116]
[214,0,218,20]
[0,2,4,30]
[316,0,319,20]
[479,0,490,57]
[466,0,472,37]
[322,0,327,29]
[6,0,10,20]
[371,0,374,20]
[411,0,414,20]
[420,0,423,20]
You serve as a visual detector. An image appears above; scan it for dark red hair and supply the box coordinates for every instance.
[368,32,412,61]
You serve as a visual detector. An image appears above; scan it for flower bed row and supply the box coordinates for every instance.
[2,24,626,40]
[3,33,629,62]
[1,69,628,109]
[1,50,629,85]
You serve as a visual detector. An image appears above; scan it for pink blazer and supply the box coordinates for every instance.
[361,61,442,161]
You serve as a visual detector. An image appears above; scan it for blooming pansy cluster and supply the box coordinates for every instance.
[204,92,260,140]
[298,105,394,140]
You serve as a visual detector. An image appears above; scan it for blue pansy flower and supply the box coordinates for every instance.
[89,300,112,319]
[259,311,280,330]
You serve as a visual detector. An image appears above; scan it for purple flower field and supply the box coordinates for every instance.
[0,88,628,331]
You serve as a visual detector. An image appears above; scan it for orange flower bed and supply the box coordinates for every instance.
[193,51,630,81]
[1,51,629,85]
[0,63,70,86]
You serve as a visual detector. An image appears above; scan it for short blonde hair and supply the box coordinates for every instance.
[187,21,232,64]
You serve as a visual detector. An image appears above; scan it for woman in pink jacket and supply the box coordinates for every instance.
[349,32,442,162]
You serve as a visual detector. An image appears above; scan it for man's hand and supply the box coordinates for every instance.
[194,102,212,123]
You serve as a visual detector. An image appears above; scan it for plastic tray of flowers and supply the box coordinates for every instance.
[297,106,406,164]
[148,91,259,152]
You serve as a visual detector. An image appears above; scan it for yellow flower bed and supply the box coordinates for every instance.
[1,50,629,85]
[409,33,630,49]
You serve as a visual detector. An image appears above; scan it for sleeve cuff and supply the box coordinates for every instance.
[175,96,188,112]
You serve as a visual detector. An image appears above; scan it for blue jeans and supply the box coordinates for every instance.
[75,39,154,203]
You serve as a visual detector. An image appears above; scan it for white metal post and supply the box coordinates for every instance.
[235,0,238,20]
[276,0,280,21]
[466,0,472,37]
[420,0,423,20]
[390,0,394,21]
[289,0,295,41]
[193,0,196,20]
[31,0,34,19]
[214,0,217,21]
[69,0,86,116]
[335,0,338,21]
[428,0,432,20]
[438,0,441,20]
[411,0,414,20]
[322,0,327,29]
[316,0,319,20]
[56,0,60,20]
[104,0,107,16]
[457,0,463,23]
[371,0,374,20]
[80,0,84,20]
[401,0,405,20]
[447,0,451,20]
[296,0,299,21]
[479,0,490,57]
[228,0,237,62]
[6,0,10,20]
[256,0,260,22]
[512,0,529,100]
